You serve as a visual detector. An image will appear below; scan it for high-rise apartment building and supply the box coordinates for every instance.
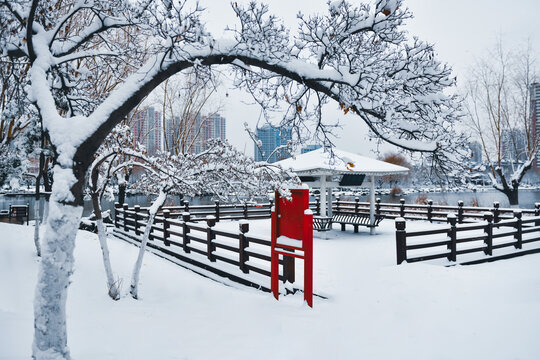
[130,108,226,155]
[188,113,226,154]
[254,125,292,163]
[130,106,161,155]
[531,83,540,167]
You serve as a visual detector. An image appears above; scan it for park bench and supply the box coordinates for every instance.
[7,204,29,225]
[332,211,384,233]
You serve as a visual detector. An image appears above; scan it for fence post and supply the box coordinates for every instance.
[215,200,220,222]
[123,204,129,232]
[238,221,250,274]
[427,199,433,223]
[336,196,341,213]
[483,212,493,256]
[513,210,522,250]
[243,202,248,219]
[206,216,216,262]
[535,203,540,226]
[269,199,274,218]
[182,212,191,254]
[163,210,170,246]
[492,202,500,223]
[283,256,295,285]
[457,200,464,224]
[395,218,407,265]
[376,198,381,217]
[354,197,360,214]
[316,197,320,216]
[399,198,405,218]
[134,205,140,236]
[184,201,190,213]
[114,202,120,228]
[447,214,457,262]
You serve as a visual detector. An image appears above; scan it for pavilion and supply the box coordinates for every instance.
[276,148,409,234]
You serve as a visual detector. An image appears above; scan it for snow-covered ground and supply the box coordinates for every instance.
[2,220,539,359]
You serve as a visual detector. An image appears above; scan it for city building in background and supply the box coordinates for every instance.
[188,113,226,154]
[130,106,162,155]
[301,144,322,154]
[254,124,292,163]
[129,108,226,155]
[531,83,540,168]
[468,141,483,165]
[501,129,528,163]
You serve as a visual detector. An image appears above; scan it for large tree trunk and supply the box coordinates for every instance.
[130,190,167,299]
[33,150,45,257]
[492,168,522,207]
[91,192,120,300]
[505,187,519,207]
[32,195,82,359]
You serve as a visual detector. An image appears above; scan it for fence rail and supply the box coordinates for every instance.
[395,211,540,265]
[113,203,296,288]
[334,197,540,224]
[116,198,540,226]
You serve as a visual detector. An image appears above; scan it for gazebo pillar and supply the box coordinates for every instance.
[370,175,375,235]
[319,175,327,217]
[327,177,333,218]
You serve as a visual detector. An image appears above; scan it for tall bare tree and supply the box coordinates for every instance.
[157,70,222,155]
[465,40,538,205]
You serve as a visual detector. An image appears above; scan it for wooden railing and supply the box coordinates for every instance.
[113,204,295,288]
[394,211,540,265]
[159,200,275,221]
[113,197,540,225]
[333,197,540,224]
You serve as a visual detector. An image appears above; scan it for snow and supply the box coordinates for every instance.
[276,235,303,249]
[275,147,409,176]
[2,220,540,359]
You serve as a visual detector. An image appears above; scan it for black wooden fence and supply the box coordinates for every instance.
[116,198,539,225]
[395,211,540,265]
[158,200,275,221]
[113,203,295,289]
[335,197,540,224]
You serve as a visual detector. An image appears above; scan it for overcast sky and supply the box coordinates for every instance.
[192,0,540,157]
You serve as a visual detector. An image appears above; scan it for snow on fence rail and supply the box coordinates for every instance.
[334,197,540,223]
[395,211,540,265]
[113,203,295,290]
[118,200,320,222]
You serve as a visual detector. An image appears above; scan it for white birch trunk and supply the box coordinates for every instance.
[32,198,83,360]
[96,218,120,300]
[43,199,49,223]
[33,200,42,257]
[130,191,167,299]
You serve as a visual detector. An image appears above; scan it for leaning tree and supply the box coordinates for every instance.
[1,0,466,358]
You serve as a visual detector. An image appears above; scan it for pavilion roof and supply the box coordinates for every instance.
[275,148,409,177]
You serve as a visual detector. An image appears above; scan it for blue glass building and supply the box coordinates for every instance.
[254,125,292,163]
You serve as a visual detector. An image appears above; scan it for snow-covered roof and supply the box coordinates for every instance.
[275,148,409,177]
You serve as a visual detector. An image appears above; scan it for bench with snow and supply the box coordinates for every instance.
[332,212,384,233]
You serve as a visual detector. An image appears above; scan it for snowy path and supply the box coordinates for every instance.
[1,221,539,359]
